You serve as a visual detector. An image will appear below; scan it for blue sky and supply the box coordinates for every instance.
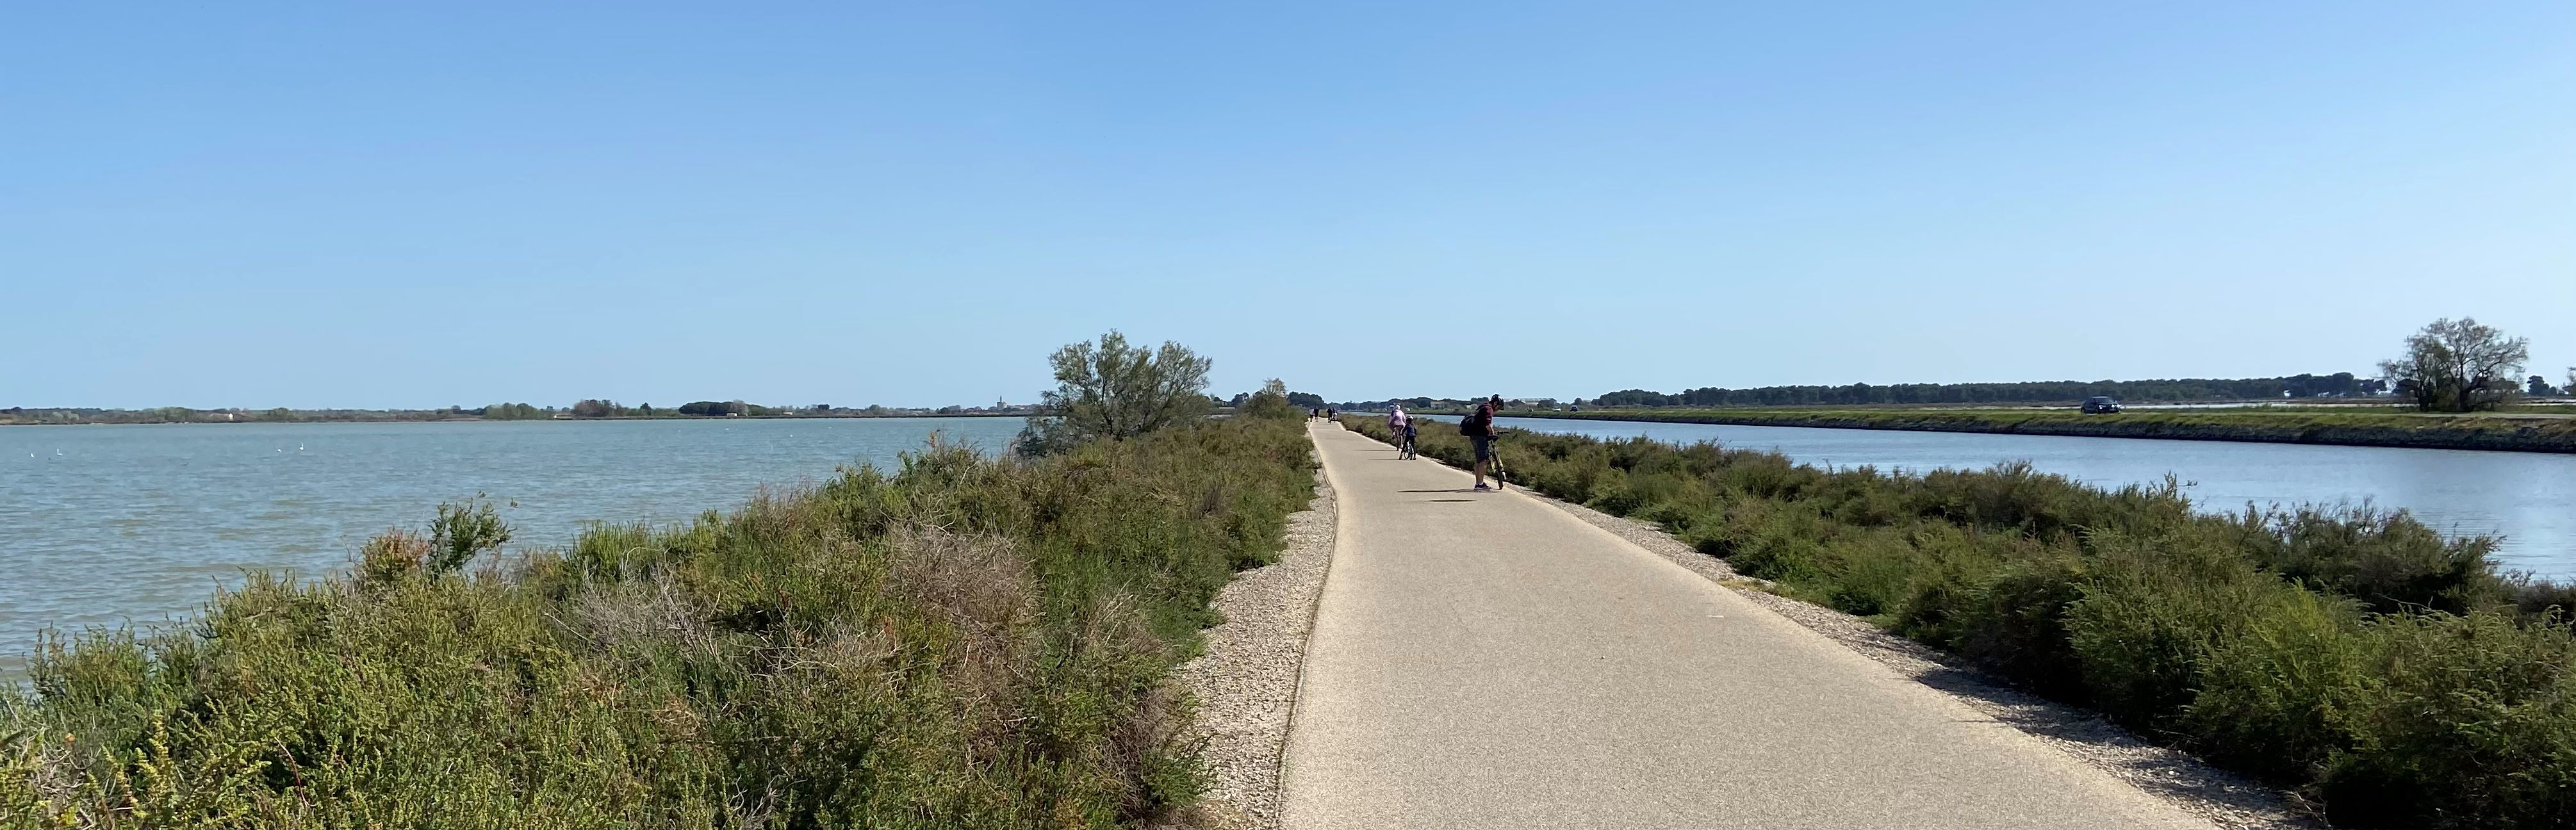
[4,2,2570,408]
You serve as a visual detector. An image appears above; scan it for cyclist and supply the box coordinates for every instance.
[1387,405,1416,459]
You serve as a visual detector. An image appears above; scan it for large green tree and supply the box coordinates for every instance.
[1239,378,1302,420]
[1015,331,1213,455]
[2377,317,2528,412]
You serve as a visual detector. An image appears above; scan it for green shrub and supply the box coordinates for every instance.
[2176,583,2367,782]
[1900,540,2089,701]
[2320,610,2576,829]
[2242,505,2502,614]
[1810,529,1917,617]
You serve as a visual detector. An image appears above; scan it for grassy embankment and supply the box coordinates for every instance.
[2,416,1315,828]
[1512,407,2576,453]
[1345,416,2575,829]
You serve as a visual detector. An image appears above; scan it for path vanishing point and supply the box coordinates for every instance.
[1279,421,2213,829]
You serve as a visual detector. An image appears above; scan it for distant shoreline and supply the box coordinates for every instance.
[1494,409,2576,455]
[0,412,1034,427]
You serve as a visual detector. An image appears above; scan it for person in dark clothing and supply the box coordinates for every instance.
[1465,395,1501,490]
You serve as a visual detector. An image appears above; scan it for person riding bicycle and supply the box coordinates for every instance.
[1388,405,1416,459]
[1464,395,1501,489]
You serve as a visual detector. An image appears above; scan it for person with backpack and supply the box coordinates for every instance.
[1462,395,1501,490]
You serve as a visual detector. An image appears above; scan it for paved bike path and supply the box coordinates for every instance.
[1280,422,2207,829]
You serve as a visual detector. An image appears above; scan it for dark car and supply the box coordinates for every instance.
[2081,396,2124,414]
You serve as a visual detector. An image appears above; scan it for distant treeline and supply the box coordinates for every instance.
[1,406,470,425]
[1589,372,2381,407]
[3,399,1040,425]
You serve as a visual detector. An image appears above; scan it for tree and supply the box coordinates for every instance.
[1015,330,1213,456]
[571,399,618,418]
[1240,378,1301,419]
[677,400,746,416]
[2377,317,2527,412]
[1284,391,1327,409]
[2530,375,2559,397]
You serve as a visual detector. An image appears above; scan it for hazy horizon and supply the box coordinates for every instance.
[6,3,2570,409]
[0,365,2489,414]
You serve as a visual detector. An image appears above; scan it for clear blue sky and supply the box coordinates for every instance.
[5,2,2570,409]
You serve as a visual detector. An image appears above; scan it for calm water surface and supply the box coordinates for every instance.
[0,418,1023,673]
[1425,416,2576,580]
[9,415,2571,675]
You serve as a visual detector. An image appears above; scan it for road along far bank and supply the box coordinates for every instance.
[1502,408,2576,453]
[1281,422,2216,829]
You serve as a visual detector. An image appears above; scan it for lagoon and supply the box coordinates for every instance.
[0,417,1025,674]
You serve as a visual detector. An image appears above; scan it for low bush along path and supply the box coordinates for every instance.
[1281,421,2210,829]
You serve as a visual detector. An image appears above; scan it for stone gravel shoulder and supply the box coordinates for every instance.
[1170,450,1336,830]
[1520,484,2328,830]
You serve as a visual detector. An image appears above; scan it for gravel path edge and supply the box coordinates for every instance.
[1169,442,1337,830]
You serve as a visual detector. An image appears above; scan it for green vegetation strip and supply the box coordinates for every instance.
[1515,407,2576,453]
[1347,416,2575,830]
[3,417,1316,827]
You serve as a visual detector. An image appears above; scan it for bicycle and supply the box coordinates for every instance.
[1468,430,1507,491]
[1489,434,1507,489]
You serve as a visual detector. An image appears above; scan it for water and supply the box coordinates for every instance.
[9,415,2570,675]
[1416,415,2576,580]
[0,418,1024,674]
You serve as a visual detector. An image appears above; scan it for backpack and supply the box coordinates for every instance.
[1459,409,1488,436]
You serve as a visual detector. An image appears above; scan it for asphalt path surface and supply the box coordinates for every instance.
[1279,422,2210,829]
